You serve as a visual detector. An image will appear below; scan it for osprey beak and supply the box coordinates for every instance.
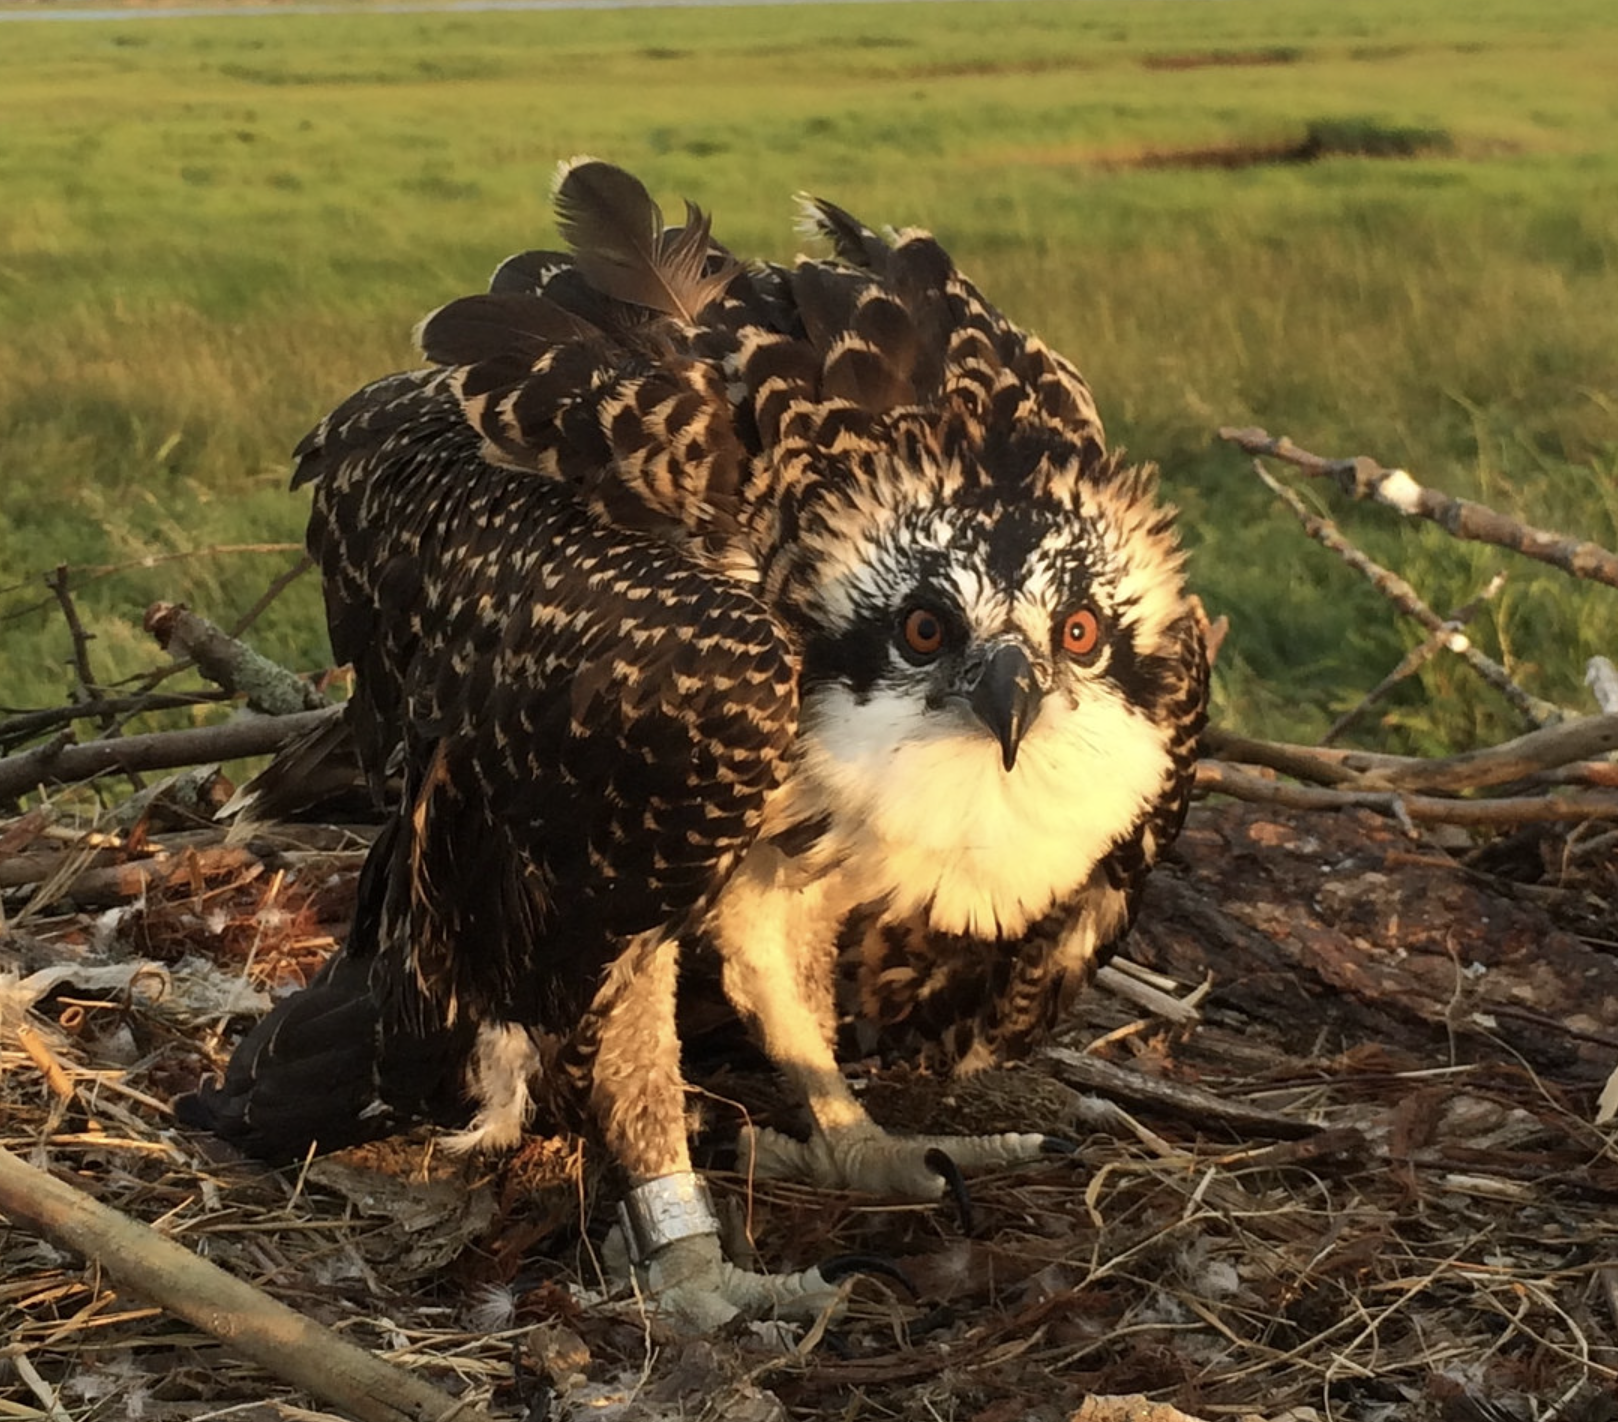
[968,641,1044,772]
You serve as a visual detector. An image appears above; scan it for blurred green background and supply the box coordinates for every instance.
[2,0,1615,752]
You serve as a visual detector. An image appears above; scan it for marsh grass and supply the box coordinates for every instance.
[2,0,1615,749]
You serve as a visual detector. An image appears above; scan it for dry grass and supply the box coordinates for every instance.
[3,792,1615,1422]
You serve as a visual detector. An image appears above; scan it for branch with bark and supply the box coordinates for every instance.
[0,705,341,805]
[1220,426,1618,589]
[0,1146,496,1422]
[145,601,326,716]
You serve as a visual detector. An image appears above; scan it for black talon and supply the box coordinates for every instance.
[818,1252,919,1298]
[1040,1135,1079,1156]
[923,1147,975,1236]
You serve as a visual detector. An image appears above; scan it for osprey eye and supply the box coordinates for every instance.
[1060,607,1103,661]
[899,607,947,660]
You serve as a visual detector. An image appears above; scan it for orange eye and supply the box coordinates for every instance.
[900,607,946,659]
[1060,607,1102,660]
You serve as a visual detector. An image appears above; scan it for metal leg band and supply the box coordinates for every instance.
[616,1172,720,1265]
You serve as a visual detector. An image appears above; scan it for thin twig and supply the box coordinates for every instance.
[0,543,306,615]
[1248,459,1563,729]
[0,690,233,750]
[1323,574,1507,745]
[46,566,118,739]
[227,552,314,641]
[1221,426,1618,589]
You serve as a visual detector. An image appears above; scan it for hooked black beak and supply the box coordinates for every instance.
[968,642,1044,771]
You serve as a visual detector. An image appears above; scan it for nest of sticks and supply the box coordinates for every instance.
[2,431,1616,1422]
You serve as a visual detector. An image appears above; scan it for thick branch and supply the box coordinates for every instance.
[1204,714,1618,796]
[1196,759,1618,826]
[146,602,325,716]
[0,705,341,803]
[1221,426,1618,589]
[0,1146,493,1422]
[1349,712,1618,793]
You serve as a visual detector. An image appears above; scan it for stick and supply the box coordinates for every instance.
[15,844,264,909]
[1347,712,1618,793]
[0,705,341,803]
[1203,715,1618,796]
[1200,728,1363,786]
[1322,574,1507,745]
[227,552,315,640]
[0,690,233,749]
[146,603,325,717]
[1221,426,1618,589]
[1196,759,1618,826]
[1247,458,1561,729]
[0,1147,494,1422]
[16,1023,77,1103]
[1,1348,72,1422]
[1043,1046,1324,1140]
[46,565,117,738]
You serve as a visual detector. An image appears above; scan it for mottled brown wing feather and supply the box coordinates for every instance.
[295,370,799,1031]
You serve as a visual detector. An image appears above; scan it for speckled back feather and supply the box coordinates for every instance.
[409,159,1122,587]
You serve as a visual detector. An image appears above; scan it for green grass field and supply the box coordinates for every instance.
[2,0,1616,753]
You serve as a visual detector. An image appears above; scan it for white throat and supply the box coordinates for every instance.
[793,682,1171,938]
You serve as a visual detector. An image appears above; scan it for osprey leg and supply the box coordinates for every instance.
[713,881,1054,1199]
[589,934,853,1330]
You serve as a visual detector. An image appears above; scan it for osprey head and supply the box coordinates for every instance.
[771,436,1203,936]
[782,441,1197,780]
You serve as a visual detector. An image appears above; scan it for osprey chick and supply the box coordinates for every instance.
[181,161,1208,1328]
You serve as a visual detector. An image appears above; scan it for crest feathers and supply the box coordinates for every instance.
[796,194,893,272]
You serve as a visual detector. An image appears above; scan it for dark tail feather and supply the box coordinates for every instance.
[217,706,371,825]
[175,818,471,1162]
[174,962,396,1162]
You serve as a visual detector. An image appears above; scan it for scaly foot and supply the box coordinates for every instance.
[742,1122,1059,1199]
[605,1172,902,1332]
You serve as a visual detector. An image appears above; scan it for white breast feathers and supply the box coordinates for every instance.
[792,682,1173,938]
